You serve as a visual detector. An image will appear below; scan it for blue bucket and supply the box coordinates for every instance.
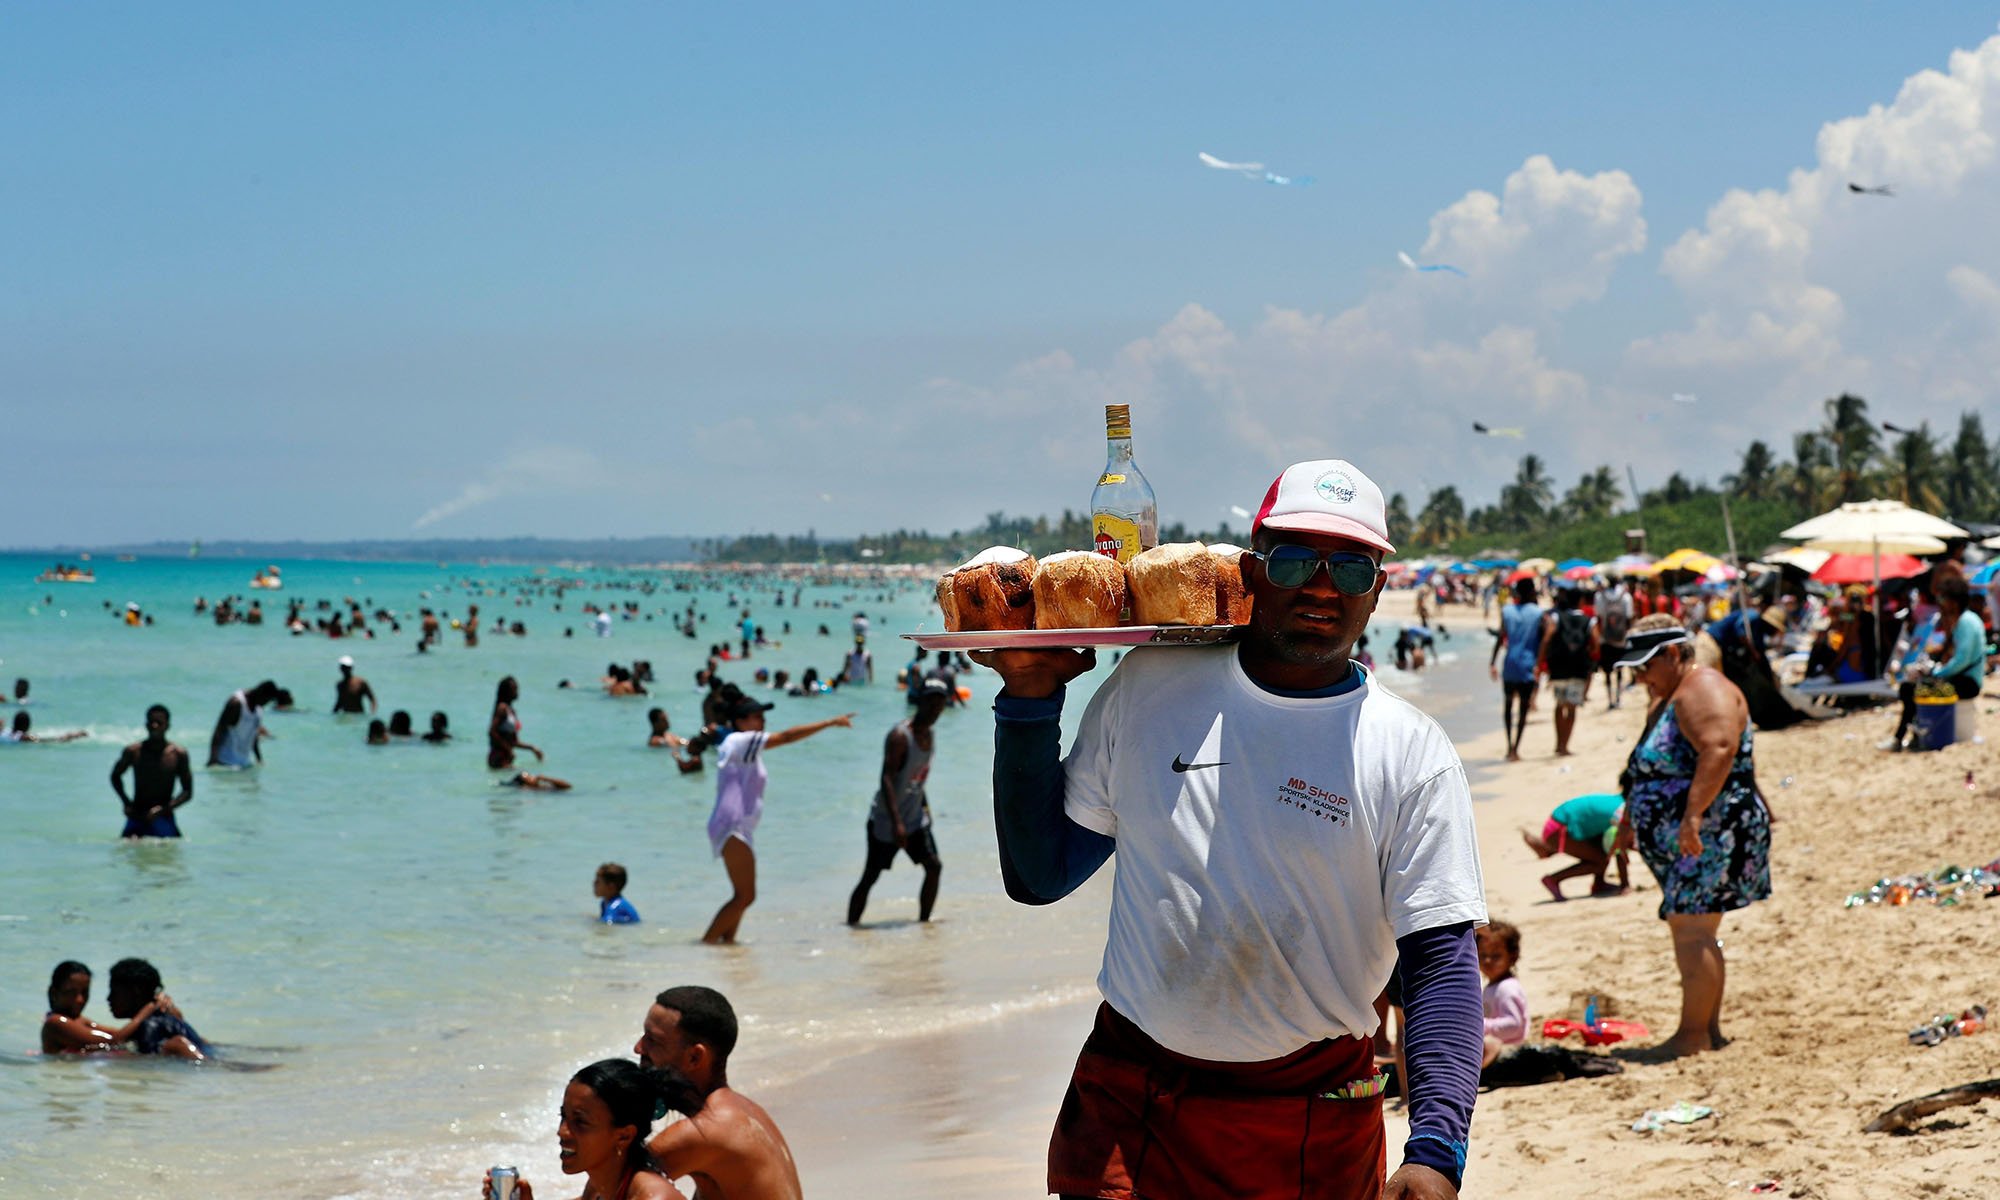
[1912,695,1960,751]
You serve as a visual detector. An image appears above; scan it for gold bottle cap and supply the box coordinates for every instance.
[1104,404,1132,439]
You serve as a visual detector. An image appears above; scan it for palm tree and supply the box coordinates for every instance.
[1385,493,1413,548]
[1643,472,1700,507]
[1583,465,1621,517]
[1944,411,1998,521]
[1724,440,1776,500]
[1557,466,1622,523]
[1820,393,1881,503]
[1885,423,1945,513]
[1414,486,1467,546]
[1786,431,1830,512]
[1499,454,1555,531]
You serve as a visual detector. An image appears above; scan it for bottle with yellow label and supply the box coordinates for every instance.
[1090,404,1158,563]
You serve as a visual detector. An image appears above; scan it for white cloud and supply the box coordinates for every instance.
[886,155,1649,522]
[891,33,2000,531]
[1421,153,1647,312]
[1638,31,2000,422]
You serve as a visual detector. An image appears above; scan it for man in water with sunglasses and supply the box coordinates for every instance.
[979,460,1485,1200]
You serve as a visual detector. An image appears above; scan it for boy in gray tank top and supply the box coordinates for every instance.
[847,679,949,925]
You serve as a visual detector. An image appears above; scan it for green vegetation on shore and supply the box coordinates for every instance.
[1403,395,1995,559]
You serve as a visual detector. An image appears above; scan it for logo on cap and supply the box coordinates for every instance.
[1314,469,1356,505]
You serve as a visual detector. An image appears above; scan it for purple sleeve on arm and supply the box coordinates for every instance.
[991,688,1115,904]
[1396,921,1482,1190]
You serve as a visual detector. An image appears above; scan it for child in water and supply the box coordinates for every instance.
[491,1058,690,1200]
[40,961,181,1054]
[595,863,640,924]
[1478,921,1528,1066]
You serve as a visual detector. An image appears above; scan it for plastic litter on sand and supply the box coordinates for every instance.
[1631,1101,1715,1132]
[1844,859,2000,908]
[1907,1003,1988,1047]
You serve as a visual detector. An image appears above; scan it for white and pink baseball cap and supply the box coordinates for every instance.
[1251,460,1395,555]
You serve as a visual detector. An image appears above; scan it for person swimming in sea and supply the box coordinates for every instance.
[106,958,210,1060]
[41,961,183,1054]
[504,772,572,791]
[2,711,86,744]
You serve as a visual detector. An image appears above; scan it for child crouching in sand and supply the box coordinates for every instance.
[1479,921,1528,1067]
[1522,792,1630,900]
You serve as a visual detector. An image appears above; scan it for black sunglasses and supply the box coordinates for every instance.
[1250,546,1382,594]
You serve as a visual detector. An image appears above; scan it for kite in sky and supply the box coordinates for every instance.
[1671,392,1698,404]
[1399,251,1468,278]
[1882,421,1915,434]
[1847,182,1894,196]
[1229,504,1253,520]
[1472,422,1525,439]
[1198,151,1313,186]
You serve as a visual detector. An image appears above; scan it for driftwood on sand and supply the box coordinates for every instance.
[1863,1078,2000,1134]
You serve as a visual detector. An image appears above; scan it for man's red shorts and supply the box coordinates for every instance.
[1049,1003,1386,1200]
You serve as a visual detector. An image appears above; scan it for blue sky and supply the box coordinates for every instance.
[7,4,2000,544]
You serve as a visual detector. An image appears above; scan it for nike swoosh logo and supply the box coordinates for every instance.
[1171,754,1229,773]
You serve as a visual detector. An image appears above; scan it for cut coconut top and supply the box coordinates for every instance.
[953,546,1032,572]
[1039,550,1115,567]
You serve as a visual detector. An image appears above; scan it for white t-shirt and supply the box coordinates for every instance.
[1063,646,1485,1062]
[706,731,770,856]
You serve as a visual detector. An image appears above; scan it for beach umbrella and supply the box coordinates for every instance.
[1555,557,1592,572]
[1781,499,1965,554]
[1762,546,1831,575]
[1595,553,1654,579]
[1517,557,1557,575]
[1783,500,1965,674]
[1649,548,1722,577]
[1970,562,2000,586]
[1560,564,1598,582]
[1811,552,1925,585]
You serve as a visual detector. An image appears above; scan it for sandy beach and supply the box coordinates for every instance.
[773,589,2000,1198]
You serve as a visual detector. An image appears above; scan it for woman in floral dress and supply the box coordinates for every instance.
[1613,613,1772,1058]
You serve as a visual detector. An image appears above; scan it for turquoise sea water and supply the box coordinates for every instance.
[0,553,1484,1197]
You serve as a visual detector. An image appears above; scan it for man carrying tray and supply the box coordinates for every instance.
[978,459,1486,1200]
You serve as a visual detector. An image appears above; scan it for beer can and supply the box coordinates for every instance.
[488,1165,519,1200]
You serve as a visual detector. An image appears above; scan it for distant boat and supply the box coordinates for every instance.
[36,566,95,583]
[189,540,202,558]
[116,554,137,563]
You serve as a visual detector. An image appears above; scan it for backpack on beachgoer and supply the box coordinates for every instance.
[1599,591,1632,644]
[1547,611,1594,677]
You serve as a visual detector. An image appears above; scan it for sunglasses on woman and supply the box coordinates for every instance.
[1250,546,1383,595]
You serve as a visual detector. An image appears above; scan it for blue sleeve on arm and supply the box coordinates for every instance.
[992,688,1115,905]
[1396,921,1483,1191]
[1942,614,1983,677]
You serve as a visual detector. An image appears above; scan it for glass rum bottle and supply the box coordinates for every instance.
[1090,404,1158,563]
